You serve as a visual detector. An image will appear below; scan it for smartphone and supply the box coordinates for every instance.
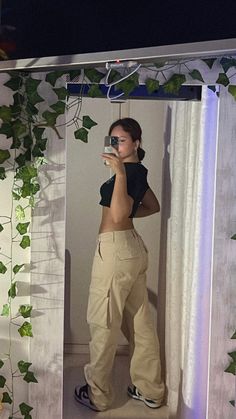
[103,136,119,166]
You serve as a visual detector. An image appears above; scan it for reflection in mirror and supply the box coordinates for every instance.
[64,96,169,418]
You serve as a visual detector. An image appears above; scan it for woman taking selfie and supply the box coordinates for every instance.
[74,117,165,411]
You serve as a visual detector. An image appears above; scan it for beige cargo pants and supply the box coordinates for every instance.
[84,229,165,411]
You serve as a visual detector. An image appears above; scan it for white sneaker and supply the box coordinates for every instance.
[74,384,100,412]
[127,385,162,409]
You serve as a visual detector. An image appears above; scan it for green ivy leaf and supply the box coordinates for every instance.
[82,116,97,130]
[0,261,7,274]
[32,145,44,158]
[0,149,10,164]
[0,360,4,368]
[0,167,6,180]
[18,360,32,373]
[0,106,12,122]
[42,110,58,126]
[231,234,236,240]
[0,375,6,387]
[74,127,88,143]
[87,84,104,98]
[53,87,68,100]
[106,69,121,84]
[15,153,26,168]
[69,69,81,81]
[11,137,21,149]
[163,74,186,95]
[32,127,45,142]
[189,70,204,82]
[230,400,235,407]
[19,305,32,318]
[228,351,236,362]
[216,73,230,87]
[15,205,26,221]
[224,361,236,375]
[0,224,3,232]
[26,102,38,117]
[46,71,65,86]
[24,371,38,383]
[12,119,27,138]
[1,304,10,316]
[228,85,236,100]
[25,77,44,105]
[0,122,13,138]
[19,402,33,415]
[20,235,31,249]
[2,392,12,404]
[51,101,66,115]
[231,330,236,338]
[145,78,160,94]
[202,58,216,69]
[18,321,33,338]
[84,68,104,83]
[15,166,37,182]
[220,57,236,73]
[13,264,25,274]
[115,73,139,96]
[16,222,30,235]
[23,135,33,148]
[4,76,22,91]
[8,282,17,298]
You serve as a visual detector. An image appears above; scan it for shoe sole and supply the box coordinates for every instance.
[127,387,162,409]
[74,390,100,412]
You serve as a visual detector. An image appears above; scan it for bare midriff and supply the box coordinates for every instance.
[98,206,134,233]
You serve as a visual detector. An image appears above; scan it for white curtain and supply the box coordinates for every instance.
[163,86,219,418]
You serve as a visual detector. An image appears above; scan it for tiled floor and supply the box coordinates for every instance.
[63,353,169,419]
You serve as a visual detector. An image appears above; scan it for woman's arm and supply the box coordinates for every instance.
[101,152,133,223]
[134,188,160,218]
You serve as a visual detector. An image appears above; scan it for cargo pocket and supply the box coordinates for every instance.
[87,287,111,329]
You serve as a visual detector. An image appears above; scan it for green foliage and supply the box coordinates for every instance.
[82,116,97,130]
[216,73,230,87]
[16,222,30,235]
[0,224,3,232]
[19,402,33,415]
[13,264,24,274]
[20,236,31,249]
[0,360,4,368]
[87,84,104,98]
[53,86,68,100]
[1,304,10,316]
[2,392,12,404]
[84,68,104,83]
[0,167,6,180]
[45,71,65,86]
[0,375,6,387]
[189,70,204,82]
[114,72,139,96]
[23,371,38,383]
[203,58,216,69]
[18,321,33,337]
[19,305,32,318]
[8,283,17,298]
[145,78,160,94]
[0,261,7,274]
[0,149,10,164]
[231,330,236,338]
[74,127,88,142]
[163,74,186,95]
[15,205,26,221]
[18,360,32,373]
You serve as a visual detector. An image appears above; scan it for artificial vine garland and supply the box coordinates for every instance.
[0,55,236,417]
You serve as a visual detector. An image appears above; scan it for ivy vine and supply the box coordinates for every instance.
[1,54,236,416]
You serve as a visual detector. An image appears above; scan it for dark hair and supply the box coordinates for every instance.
[108,117,146,161]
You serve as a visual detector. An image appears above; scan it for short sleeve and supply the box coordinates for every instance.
[127,166,149,217]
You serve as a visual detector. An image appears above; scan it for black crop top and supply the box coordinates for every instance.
[99,162,149,218]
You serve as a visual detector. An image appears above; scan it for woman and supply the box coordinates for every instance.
[74,117,165,411]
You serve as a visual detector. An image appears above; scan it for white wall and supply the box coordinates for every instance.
[64,97,166,352]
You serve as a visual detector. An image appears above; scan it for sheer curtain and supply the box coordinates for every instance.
[162,86,219,418]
